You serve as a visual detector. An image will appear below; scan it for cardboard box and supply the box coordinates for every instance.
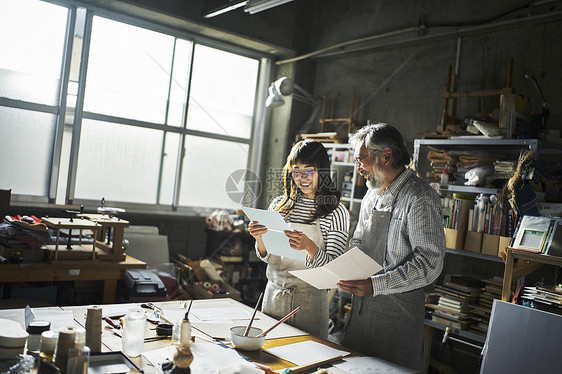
[445,228,467,250]
[192,280,241,301]
[482,234,500,256]
[498,236,512,257]
[464,231,483,253]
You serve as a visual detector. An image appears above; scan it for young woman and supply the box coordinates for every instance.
[248,139,350,338]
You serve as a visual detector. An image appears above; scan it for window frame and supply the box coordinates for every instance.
[3,0,272,214]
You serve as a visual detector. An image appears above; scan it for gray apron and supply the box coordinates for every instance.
[341,192,425,371]
[262,220,329,339]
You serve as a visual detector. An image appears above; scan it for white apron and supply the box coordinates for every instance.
[261,220,329,338]
[341,188,425,371]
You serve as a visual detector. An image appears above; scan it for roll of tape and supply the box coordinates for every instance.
[203,281,212,289]
[211,283,220,291]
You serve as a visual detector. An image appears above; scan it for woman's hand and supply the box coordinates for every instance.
[248,221,268,239]
[284,229,318,258]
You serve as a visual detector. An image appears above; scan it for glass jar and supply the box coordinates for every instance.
[121,309,147,357]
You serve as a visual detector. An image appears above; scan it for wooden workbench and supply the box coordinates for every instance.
[0,255,146,304]
[67,299,360,373]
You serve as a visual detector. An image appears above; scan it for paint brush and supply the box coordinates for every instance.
[244,292,263,336]
[256,306,300,338]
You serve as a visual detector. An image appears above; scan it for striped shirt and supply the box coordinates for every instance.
[351,169,446,296]
[263,195,350,268]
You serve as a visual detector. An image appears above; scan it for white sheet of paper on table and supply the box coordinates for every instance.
[264,340,350,366]
[288,247,382,289]
[241,207,303,260]
[100,303,143,318]
[31,308,78,331]
[333,356,420,373]
[142,342,249,374]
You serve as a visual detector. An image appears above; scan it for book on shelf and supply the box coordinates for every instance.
[469,304,492,318]
[425,303,472,318]
[438,296,472,312]
[431,315,473,330]
[443,275,485,294]
[544,218,562,256]
[432,309,472,322]
[435,285,481,301]
[510,215,557,253]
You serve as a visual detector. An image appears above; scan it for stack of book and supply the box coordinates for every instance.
[521,284,562,315]
[427,275,484,330]
[467,277,503,336]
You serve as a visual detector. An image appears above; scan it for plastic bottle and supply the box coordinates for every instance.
[121,309,147,357]
[440,168,449,186]
[180,314,191,347]
[67,328,90,374]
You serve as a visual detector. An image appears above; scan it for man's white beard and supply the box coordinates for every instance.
[361,168,385,190]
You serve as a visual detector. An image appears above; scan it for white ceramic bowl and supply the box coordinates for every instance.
[0,319,29,358]
[230,326,265,351]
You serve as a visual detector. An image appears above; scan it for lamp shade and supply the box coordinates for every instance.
[273,77,295,96]
[265,85,284,108]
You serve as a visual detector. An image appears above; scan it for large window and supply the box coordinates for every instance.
[0,0,269,211]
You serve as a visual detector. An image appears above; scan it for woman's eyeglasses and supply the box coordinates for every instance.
[291,169,315,179]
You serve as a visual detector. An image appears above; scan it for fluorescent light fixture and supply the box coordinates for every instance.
[203,0,247,18]
[244,0,294,14]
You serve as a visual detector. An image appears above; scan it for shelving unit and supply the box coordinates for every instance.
[322,143,366,216]
[414,138,546,368]
[501,248,562,301]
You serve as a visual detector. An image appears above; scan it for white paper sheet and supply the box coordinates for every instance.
[289,247,382,289]
[31,308,78,331]
[100,303,143,318]
[142,342,250,374]
[264,340,350,366]
[241,207,303,260]
[333,356,420,373]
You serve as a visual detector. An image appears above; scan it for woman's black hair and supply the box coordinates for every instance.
[275,139,340,221]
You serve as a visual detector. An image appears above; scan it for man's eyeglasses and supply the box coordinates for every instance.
[353,153,370,165]
[291,169,315,179]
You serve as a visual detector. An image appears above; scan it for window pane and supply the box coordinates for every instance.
[0,0,68,105]
[186,45,259,138]
[0,107,55,196]
[167,39,192,127]
[159,132,180,205]
[179,136,249,208]
[84,16,175,123]
[74,120,163,203]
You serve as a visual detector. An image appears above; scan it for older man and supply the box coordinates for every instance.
[338,123,445,371]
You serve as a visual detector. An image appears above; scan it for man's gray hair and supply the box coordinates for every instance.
[349,123,410,169]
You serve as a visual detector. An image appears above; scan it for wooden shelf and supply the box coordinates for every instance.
[424,318,486,345]
[501,248,562,301]
[445,248,504,263]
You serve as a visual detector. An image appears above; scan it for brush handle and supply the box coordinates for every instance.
[256,306,300,338]
[244,292,264,336]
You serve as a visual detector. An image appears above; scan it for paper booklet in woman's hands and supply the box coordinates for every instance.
[241,207,303,260]
[288,247,383,289]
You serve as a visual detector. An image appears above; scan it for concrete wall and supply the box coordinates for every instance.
[300,0,562,151]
